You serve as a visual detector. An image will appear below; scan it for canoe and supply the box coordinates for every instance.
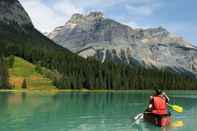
[143,112,171,127]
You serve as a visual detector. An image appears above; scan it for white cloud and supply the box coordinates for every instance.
[19,0,83,33]
[52,1,83,16]
[125,5,153,16]
[18,0,160,33]
[125,0,160,17]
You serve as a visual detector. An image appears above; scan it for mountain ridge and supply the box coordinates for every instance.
[48,12,197,75]
[1,0,197,90]
[0,0,32,26]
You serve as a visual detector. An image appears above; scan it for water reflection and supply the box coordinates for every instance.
[132,119,185,131]
[0,91,196,131]
[171,120,184,128]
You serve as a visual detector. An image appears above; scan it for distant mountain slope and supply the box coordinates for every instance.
[0,0,32,25]
[0,0,196,90]
[49,12,197,75]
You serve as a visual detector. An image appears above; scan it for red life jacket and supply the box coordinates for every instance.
[152,96,168,115]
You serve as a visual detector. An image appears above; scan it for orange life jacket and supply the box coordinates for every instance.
[152,96,168,115]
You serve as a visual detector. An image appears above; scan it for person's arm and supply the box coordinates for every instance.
[162,92,170,103]
[148,96,153,109]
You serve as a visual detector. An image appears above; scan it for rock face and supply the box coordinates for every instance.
[49,12,197,74]
[0,0,32,25]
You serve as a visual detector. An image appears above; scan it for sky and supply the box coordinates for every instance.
[19,0,197,44]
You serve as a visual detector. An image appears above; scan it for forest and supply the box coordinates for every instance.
[0,21,197,90]
[0,57,10,89]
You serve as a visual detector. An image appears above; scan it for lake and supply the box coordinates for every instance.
[0,91,197,131]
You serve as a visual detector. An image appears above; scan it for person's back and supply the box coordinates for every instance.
[152,95,168,115]
[148,89,169,115]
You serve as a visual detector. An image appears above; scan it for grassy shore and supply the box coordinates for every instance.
[1,89,197,95]
[4,57,197,94]
[0,89,154,93]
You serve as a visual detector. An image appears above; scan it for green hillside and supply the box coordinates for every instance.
[0,0,197,91]
[0,21,197,90]
[9,57,56,90]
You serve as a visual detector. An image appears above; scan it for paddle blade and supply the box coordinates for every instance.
[131,113,144,126]
[169,104,183,113]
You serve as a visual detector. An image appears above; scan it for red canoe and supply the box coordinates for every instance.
[143,113,171,127]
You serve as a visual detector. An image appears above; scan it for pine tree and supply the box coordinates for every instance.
[22,79,27,89]
[0,57,10,89]
[7,55,15,68]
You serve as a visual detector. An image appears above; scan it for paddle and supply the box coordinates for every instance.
[159,94,183,113]
[130,113,144,125]
[131,104,183,125]
[168,104,183,113]
[132,112,152,125]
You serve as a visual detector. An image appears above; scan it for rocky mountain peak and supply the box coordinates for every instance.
[0,0,32,26]
[68,11,104,24]
[87,11,104,20]
[49,12,197,75]
[68,13,85,24]
[144,26,169,37]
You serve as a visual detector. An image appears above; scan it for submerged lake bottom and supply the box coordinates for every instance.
[0,91,197,131]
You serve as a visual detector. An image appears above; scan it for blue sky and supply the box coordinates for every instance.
[19,0,197,44]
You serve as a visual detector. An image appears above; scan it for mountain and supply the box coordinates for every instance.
[0,1,196,90]
[0,0,32,26]
[48,12,197,75]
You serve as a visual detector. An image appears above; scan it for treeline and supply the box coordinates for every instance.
[0,21,197,90]
[0,56,10,89]
[53,59,197,90]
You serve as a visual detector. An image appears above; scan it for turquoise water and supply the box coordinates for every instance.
[0,91,197,131]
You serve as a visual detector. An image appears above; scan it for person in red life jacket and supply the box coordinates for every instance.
[145,89,171,127]
[147,89,170,115]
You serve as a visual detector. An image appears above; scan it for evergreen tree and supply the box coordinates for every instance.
[0,57,10,89]
[7,55,15,68]
[21,79,27,89]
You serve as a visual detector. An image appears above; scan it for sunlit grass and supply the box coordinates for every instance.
[9,57,56,90]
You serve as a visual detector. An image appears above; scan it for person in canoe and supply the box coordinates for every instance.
[147,89,170,114]
[145,89,171,126]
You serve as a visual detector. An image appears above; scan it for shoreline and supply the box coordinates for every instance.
[0,89,152,93]
[0,89,197,94]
